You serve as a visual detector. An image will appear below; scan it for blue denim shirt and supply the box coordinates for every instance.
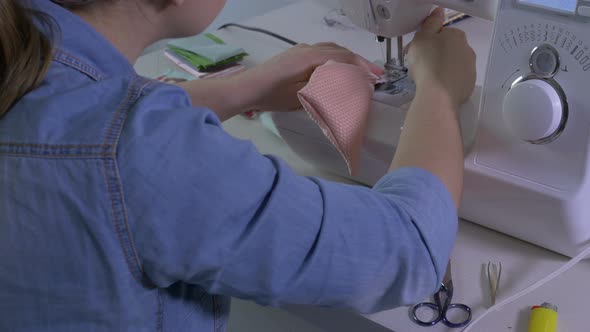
[0,1,458,331]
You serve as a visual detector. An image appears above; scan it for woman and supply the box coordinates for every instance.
[0,0,475,331]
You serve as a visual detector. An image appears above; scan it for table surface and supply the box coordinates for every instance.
[134,2,590,331]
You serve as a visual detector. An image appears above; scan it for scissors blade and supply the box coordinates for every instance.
[443,261,453,286]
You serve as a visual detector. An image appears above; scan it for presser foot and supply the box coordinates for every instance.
[374,67,416,109]
[383,62,409,83]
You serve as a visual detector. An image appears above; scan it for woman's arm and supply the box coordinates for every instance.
[119,9,475,314]
[176,77,250,121]
[118,88,458,313]
[390,8,476,207]
[176,43,383,122]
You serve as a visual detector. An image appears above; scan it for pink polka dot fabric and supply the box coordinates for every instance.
[297,60,378,176]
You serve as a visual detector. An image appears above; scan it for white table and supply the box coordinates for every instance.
[135,2,590,331]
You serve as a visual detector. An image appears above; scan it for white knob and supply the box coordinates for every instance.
[503,79,564,143]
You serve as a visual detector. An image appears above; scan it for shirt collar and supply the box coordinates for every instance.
[29,0,135,80]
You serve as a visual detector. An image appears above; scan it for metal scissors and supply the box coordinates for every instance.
[411,262,472,328]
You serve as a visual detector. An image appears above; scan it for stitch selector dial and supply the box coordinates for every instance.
[503,78,565,144]
[502,44,568,144]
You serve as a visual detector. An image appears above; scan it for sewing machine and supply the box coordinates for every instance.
[267,0,590,258]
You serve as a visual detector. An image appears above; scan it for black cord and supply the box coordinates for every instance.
[218,15,470,47]
[218,23,298,46]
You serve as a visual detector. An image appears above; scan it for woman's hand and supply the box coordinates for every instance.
[406,7,476,108]
[236,43,384,112]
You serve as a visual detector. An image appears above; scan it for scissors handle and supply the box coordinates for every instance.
[442,303,472,328]
[411,302,443,327]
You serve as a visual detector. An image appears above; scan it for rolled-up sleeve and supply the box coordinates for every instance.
[117,85,458,314]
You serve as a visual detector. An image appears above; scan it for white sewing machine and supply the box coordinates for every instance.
[267,0,590,258]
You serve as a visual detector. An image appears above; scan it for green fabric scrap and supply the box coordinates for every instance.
[167,33,248,65]
[167,46,246,72]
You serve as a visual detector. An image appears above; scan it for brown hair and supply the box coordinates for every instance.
[0,0,55,116]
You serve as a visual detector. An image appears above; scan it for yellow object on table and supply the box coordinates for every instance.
[528,303,558,332]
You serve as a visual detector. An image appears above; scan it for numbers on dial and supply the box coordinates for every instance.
[500,23,590,72]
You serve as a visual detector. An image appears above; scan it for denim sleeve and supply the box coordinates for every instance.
[117,85,458,314]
